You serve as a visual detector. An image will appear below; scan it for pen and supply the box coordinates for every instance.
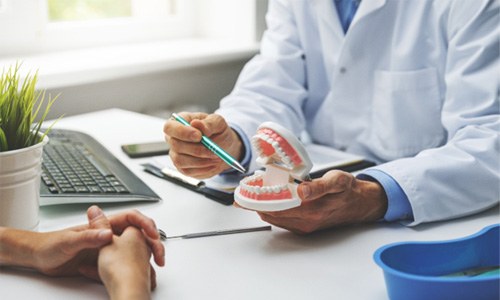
[171,112,246,174]
[158,225,272,241]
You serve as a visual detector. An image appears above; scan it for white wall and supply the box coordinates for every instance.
[0,0,268,120]
[44,58,250,120]
[38,0,268,120]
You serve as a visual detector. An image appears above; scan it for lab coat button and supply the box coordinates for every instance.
[339,67,347,74]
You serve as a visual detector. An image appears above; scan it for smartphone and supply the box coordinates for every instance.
[121,141,170,158]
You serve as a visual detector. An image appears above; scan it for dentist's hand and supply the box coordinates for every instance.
[257,170,388,234]
[164,112,244,179]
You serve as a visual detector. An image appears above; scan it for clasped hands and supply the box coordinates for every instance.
[27,206,164,290]
[164,112,388,234]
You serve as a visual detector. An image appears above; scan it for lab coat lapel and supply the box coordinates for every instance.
[312,0,345,82]
[350,0,387,29]
[312,0,387,82]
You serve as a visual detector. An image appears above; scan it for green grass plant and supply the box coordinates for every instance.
[0,63,60,152]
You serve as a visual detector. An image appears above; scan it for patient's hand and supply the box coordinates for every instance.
[83,206,164,267]
[98,226,152,300]
[0,224,113,278]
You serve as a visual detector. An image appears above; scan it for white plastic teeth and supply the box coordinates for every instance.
[240,174,288,195]
[252,132,294,169]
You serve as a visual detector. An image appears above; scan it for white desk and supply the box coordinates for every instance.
[1,109,498,300]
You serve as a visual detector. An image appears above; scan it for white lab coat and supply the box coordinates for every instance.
[216,0,499,225]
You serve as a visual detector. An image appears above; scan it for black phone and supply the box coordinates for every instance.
[121,141,170,158]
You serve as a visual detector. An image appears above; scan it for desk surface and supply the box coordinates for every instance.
[1,109,498,300]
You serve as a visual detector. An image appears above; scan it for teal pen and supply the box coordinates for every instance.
[171,113,246,174]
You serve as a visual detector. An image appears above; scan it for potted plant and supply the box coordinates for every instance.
[0,63,59,230]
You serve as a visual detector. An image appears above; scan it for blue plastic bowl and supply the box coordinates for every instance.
[374,224,500,300]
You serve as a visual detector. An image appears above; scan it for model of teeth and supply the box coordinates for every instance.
[234,122,312,212]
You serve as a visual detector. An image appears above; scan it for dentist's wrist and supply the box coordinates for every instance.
[354,178,388,222]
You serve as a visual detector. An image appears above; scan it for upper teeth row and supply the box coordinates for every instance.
[252,132,293,167]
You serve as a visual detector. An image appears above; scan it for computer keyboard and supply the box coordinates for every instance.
[40,129,161,206]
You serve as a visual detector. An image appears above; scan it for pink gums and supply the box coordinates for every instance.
[257,128,302,166]
[240,178,292,201]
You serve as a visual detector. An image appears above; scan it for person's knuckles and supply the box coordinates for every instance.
[177,166,194,176]
[169,157,183,171]
[139,216,158,236]
[171,153,203,169]
[123,226,146,240]
[205,114,227,135]
[191,113,219,133]
[330,170,353,186]
[322,170,352,192]
[181,111,207,123]
[182,126,202,142]
[128,209,150,227]
[169,151,187,168]
[190,113,218,134]
[171,140,210,159]
[335,171,354,188]
[167,138,182,151]
[87,205,103,219]
[190,119,210,135]
[91,216,111,228]
[191,144,215,158]
[163,133,171,144]
[88,208,111,229]
[162,120,176,136]
[165,121,197,141]
[298,183,312,200]
[310,179,329,198]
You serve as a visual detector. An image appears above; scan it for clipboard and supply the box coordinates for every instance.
[305,144,376,178]
[142,163,234,205]
[309,159,376,179]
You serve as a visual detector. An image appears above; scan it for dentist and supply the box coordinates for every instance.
[164,0,499,232]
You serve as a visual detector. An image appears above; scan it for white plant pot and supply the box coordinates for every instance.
[0,136,48,230]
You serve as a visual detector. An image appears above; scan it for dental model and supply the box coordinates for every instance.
[234,122,313,211]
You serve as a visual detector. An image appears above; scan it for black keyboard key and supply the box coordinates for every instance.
[61,187,76,193]
[42,174,55,186]
[88,186,102,193]
[75,186,90,193]
[48,186,59,193]
[115,186,129,193]
[103,187,117,193]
